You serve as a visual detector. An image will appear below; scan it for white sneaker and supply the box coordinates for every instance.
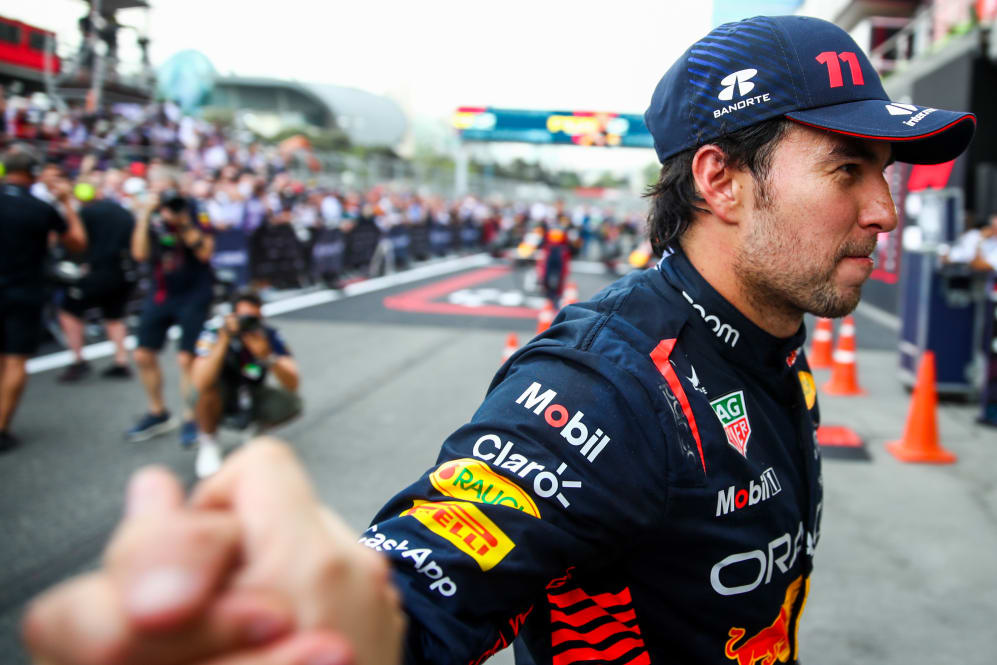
[195,442,223,479]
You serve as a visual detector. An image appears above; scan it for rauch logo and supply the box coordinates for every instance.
[716,467,781,517]
[515,382,611,463]
[430,458,541,518]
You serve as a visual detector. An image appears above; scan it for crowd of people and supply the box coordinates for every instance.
[0,90,646,466]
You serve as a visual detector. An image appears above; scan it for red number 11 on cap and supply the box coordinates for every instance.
[816,51,865,88]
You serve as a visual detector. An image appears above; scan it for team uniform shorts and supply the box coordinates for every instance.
[136,294,212,353]
[61,274,134,321]
[0,297,44,356]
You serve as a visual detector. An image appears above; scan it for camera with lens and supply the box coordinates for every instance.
[236,314,262,334]
[159,189,189,214]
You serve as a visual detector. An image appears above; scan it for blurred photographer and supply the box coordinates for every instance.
[127,182,214,445]
[0,144,86,451]
[191,288,299,477]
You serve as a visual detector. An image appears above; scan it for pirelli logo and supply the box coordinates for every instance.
[401,500,515,571]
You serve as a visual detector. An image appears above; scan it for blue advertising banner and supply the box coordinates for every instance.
[311,227,345,280]
[211,228,250,286]
[453,107,653,148]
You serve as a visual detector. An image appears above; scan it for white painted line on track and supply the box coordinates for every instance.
[570,260,633,275]
[27,253,494,375]
[854,300,901,332]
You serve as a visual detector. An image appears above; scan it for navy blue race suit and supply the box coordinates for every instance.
[364,248,823,665]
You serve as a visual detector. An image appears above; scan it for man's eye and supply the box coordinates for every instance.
[838,163,860,175]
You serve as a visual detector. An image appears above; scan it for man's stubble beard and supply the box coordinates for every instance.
[733,192,865,322]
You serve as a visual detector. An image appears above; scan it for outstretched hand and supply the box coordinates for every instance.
[23,440,405,665]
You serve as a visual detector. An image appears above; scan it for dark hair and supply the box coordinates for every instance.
[644,118,791,254]
[2,143,42,176]
[232,288,263,309]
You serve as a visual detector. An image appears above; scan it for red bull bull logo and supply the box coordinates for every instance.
[724,576,806,665]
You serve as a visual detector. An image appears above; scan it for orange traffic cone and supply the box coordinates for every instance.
[809,317,833,369]
[822,315,864,395]
[886,351,957,464]
[536,301,555,334]
[501,333,519,363]
[563,282,579,306]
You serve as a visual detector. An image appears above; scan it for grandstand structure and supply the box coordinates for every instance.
[209,76,407,149]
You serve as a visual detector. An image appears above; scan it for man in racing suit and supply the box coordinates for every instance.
[22,15,976,665]
[363,247,823,665]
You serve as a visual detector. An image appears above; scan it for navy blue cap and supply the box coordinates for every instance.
[644,15,975,165]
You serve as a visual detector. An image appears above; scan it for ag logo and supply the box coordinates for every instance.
[885,103,918,116]
[719,69,757,101]
[710,390,752,457]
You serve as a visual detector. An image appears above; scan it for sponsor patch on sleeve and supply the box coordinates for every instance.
[401,500,515,571]
[430,458,541,518]
[798,371,817,410]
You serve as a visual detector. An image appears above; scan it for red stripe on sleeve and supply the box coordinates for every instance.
[649,339,707,474]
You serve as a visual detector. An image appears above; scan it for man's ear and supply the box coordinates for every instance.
[691,145,744,224]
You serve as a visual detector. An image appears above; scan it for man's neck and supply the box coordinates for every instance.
[681,238,803,339]
[4,174,32,187]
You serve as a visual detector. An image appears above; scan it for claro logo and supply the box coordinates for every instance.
[515,382,611,463]
[682,291,740,347]
[716,467,781,517]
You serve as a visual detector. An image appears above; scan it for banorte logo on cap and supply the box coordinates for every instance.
[713,68,772,119]
[718,69,757,101]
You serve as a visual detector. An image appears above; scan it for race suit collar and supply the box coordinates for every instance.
[656,249,807,369]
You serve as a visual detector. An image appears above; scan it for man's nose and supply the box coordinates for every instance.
[859,177,898,233]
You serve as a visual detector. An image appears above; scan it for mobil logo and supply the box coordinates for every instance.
[430,458,541,518]
[515,382,611,463]
[716,468,782,517]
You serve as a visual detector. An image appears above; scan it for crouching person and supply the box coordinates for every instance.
[191,288,300,477]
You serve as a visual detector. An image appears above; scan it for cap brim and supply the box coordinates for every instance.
[786,100,975,165]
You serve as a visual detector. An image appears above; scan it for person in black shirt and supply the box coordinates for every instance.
[57,173,137,382]
[0,144,87,451]
[190,288,300,478]
[125,182,215,445]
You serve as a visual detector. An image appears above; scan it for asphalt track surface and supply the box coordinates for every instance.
[2,256,993,665]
